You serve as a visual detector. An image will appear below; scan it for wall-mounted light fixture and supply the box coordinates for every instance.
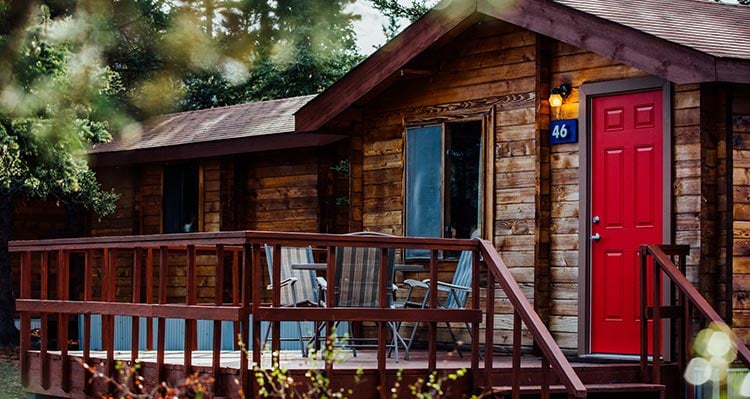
[549,83,572,108]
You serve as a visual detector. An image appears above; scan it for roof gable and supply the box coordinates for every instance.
[296,0,750,132]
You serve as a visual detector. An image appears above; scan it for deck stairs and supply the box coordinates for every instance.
[482,243,750,399]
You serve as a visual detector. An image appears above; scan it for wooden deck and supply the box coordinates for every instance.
[10,233,717,398]
[22,348,681,399]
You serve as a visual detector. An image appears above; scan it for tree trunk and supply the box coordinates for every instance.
[0,193,19,346]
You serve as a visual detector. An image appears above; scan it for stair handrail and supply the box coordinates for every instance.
[640,244,750,385]
[479,240,587,398]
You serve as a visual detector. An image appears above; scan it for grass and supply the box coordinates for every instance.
[0,347,24,399]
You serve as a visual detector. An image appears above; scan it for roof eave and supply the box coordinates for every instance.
[478,0,723,85]
[90,132,347,167]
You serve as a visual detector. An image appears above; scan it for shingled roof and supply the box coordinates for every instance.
[92,94,315,154]
[556,0,750,60]
[296,0,750,132]
[90,94,349,166]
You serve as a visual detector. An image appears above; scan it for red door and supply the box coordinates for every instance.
[590,89,663,355]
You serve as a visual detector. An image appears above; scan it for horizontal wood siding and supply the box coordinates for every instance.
[140,164,162,235]
[203,159,221,232]
[673,84,702,285]
[89,166,136,237]
[241,149,319,233]
[12,200,66,240]
[733,84,750,341]
[358,19,538,346]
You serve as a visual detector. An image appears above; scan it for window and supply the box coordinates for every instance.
[405,121,483,257]
[162,162,200,233]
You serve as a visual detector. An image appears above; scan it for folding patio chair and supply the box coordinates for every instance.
[400,247,475,357]
[263,245,317,357]
[317,233,410,361]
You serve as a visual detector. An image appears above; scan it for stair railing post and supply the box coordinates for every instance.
[640,246,649,381]
[652,250,662,385]
[512,310,521,399]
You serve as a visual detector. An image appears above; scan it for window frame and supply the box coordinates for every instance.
[403,113,494,255]
[161,160,204,234]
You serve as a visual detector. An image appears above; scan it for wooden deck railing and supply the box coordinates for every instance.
[639,244,750,396]
[10,231,587,398]
[479,240,587,399]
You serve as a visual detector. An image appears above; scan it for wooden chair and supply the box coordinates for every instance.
[263,245,317,357]
[400,248,475,357]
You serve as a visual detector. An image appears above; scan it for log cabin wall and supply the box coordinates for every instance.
[350,17,730,350]
[88,166,138,237]
[733,84,750,341]
[238,148,321,233]
[357,18,539,345]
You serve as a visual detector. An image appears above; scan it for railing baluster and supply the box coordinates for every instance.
[58,249,70,393]
[157,246,168,384]
[542,356,550,399]
[484,269,495,391]
[512,310,521,399]
[471,248,480,371]
[272,244,282,356]
[232,248,240,350]
[325,245,335,357]
[241,243,253,399]
[428,249,438,371]
[146,248,154,351]
[184,244,196,376]
[83,249,92,396]
[212,244,225,397]
[19,251,31,388]
[40,251,49,390]
[105,248,116,391]
[378,247,388,399]
[132,248,142,364]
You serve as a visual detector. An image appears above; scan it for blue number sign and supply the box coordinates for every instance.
[550,119,578,145]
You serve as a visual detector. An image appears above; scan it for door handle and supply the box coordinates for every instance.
[590,233,601,242]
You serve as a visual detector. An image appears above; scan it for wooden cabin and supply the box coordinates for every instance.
[10,0,750,398]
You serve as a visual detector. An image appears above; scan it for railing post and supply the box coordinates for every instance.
[484,270,495,392]
[640,246,649,381]
[512,310,521,399]
[652,249,662,384]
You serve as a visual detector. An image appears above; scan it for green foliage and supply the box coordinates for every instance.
[176,0,363,110]
[0,3,119,214]
[369,0,436,40]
